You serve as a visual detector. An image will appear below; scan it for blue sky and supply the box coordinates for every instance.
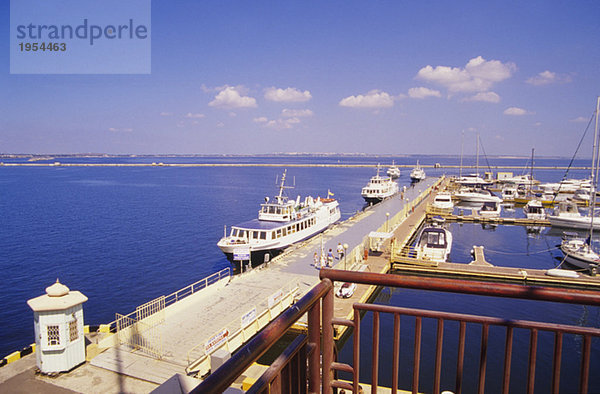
[2,1,600,156]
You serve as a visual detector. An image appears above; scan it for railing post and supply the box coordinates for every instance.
[322,283,334,394]
[308,301,320,393]
[353,306,361,394]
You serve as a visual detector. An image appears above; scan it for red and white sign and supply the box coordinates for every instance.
[204,329,229,355]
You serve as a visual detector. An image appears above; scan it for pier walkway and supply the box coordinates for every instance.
[86,178,440,385]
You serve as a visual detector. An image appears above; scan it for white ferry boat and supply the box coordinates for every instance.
[361,165,399,204]
[217,170,341,265]
[410,161,426,182]
[386,161,401,179]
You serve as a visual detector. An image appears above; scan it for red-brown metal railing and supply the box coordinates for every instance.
[191,268,600,393]
[191,279,333,393]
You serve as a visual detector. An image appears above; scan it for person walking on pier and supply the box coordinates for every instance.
[327,249,334,267]
[337,242,344,260]
[314,251,320,268]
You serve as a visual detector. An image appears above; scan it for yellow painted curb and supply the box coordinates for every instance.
[242,376,257,391]
[6,351,20,363]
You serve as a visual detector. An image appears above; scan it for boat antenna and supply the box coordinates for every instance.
[275,169,293,203]
[589,96,600,241]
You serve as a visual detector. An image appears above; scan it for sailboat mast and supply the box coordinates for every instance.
[589,97,600,239]
[530,148,534,191]
[476,133,480,176]
[460,131,464,178]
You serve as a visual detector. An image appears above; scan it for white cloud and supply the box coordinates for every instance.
[504,107,533,116]
[108,127,133,132]
[416,56,516,94]
[526,70,572,86]
[209,86,257,109]
[408,87,441,99]
[185,112,205,118]
[462,91,501,103]
[281,108,313,117]
[264,87,312,102]
[160,112,173,116]
[571,116,589,123]
[339,89,395,108]
[255,116,302,130]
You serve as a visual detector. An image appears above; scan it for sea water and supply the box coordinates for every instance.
[0,155,598,391]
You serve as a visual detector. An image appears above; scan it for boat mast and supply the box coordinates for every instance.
[530,148,534,192]
[460,131,464,178]
[590,97,600,241]
[476,132,480,177]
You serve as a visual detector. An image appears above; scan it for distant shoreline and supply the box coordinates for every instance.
[0,153,586,160]
[0,162,588,171]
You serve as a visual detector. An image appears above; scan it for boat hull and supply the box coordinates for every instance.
[548,216,600,230]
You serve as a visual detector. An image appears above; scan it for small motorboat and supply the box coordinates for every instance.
[432,192,454,210]
[478,201,501,217]
[415,220,453,262]
[454,187,502,203]
[523,199,546,220]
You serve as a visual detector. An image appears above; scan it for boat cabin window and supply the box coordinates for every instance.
[231,229,238,237]
[260,232,266,240]
[238,230,246,238]
[282,228,287,236]
[419,231,446,248]
[252,231,259,239]
[276,229,282,238]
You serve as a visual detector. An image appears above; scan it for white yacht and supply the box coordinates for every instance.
[523,199,546,220]
[541,179,591,194]
[410,161,426,182]
[432,192,454,210]
[361,165,399,204]
[547,202,600,230]
[415,219,453,262]
[217,170,341,264]
[501,185,518,201]
[386,161,401,179]
[454,188,502,203]
[455,174,493,187]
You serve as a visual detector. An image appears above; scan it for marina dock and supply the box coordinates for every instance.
[3,175,600,393]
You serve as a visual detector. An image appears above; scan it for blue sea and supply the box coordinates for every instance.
[1,155,598,391]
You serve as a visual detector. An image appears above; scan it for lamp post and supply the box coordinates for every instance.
[343,243,348,270]
[386,212,390,233]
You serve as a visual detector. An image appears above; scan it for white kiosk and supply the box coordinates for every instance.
[27,280,88,374]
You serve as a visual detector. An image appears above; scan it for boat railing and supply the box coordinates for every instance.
[191,269,600,393]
